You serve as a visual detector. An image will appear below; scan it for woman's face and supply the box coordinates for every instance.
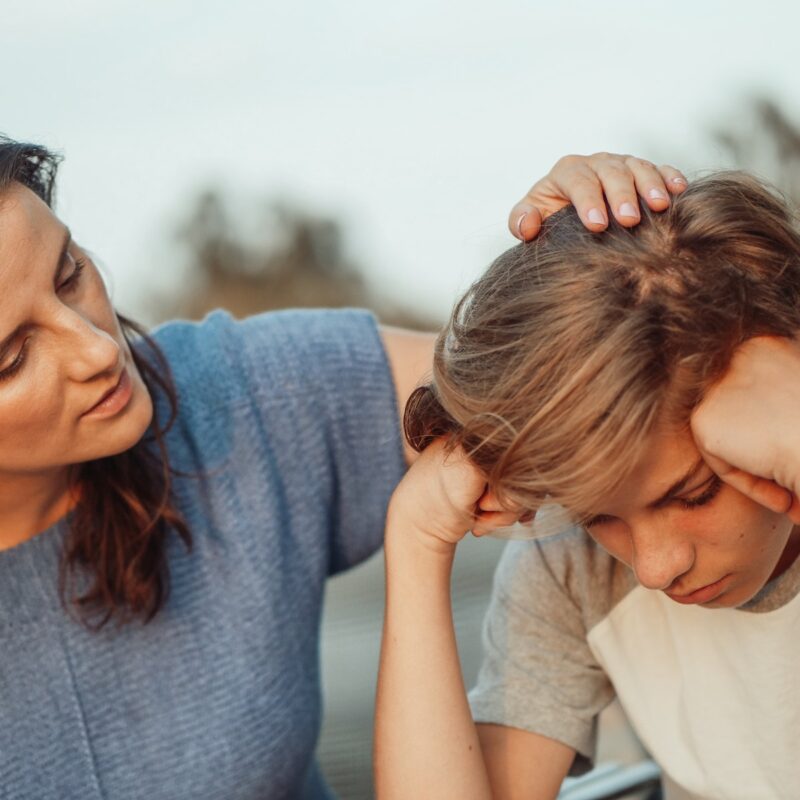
[0,183,153,476]
[582,425,800,608]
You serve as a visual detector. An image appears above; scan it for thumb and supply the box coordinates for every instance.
[508,203,543,242]
[705,452,794,516]
[787,494,800,525]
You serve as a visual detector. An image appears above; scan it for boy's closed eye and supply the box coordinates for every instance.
[583,473,724,529]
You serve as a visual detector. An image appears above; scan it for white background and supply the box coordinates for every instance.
[3,0,798,322]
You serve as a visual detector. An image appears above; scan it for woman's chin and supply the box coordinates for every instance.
[113,387,154,452]
[81,382,155,461]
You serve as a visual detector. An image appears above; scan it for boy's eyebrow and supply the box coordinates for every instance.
[646,457,707,509]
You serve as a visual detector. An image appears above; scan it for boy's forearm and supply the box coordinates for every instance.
[374,519,492,800]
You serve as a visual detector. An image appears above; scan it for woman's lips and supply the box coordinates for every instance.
[665,573,732,605]
[81,368,133,419]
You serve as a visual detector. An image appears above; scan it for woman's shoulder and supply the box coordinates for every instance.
[140,307,405,575]
[143,306,387,410]
[145,309,240,407]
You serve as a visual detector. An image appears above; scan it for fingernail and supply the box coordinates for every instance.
[587,208,605,225]
[648,188,668,201]
[516,213,527,239]
[670,176,687,186]
[619,202,638,219]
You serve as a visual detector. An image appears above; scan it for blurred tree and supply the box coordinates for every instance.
[153,189,438,330]
[713,97,800,204]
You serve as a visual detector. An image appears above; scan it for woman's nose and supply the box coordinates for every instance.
[630,524,694,591]
[61,311,121,381]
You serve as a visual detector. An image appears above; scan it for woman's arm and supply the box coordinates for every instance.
[374,442,574,799]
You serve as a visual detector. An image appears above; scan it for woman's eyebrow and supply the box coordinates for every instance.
[0,227,71,360]
[53,227,72,282]
[647,457,707,509]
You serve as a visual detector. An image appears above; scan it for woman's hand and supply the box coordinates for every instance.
[509,153,688,241]
[691,336,800,522]
[387,439,520,553]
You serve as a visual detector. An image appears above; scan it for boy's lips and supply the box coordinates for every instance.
[665,573,732,605]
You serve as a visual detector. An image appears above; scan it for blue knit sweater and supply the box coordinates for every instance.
[0,309,405,799]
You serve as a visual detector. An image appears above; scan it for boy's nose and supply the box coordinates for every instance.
[630,525,694,591]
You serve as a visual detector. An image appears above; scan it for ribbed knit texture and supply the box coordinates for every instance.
[0,309,405,800]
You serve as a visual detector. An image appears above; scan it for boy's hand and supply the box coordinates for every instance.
[387,439,521,553]
[691,336,800,522]
[509,153,688,241]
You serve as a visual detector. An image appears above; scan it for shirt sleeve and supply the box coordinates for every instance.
[468,532,615,775]
[231,307,407,575]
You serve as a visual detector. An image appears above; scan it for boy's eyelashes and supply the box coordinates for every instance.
[675,474,723,509]
[582,474,724,529]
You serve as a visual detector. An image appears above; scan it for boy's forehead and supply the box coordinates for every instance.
[602,428,704,511]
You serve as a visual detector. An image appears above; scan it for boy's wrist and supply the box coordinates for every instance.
[385,508,460,561]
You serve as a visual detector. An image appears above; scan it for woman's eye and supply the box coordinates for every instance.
[0,338,30,382]
[0,258,86,381]
[0,257,88,385]
[59,257,86,292]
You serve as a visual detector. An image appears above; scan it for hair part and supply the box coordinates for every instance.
[406,172,800,520]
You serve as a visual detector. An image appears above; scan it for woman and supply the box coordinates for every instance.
[0,138,683,798]
[375,172,800,799]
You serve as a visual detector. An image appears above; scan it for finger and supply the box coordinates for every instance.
[548,168,610,231]
[624,156,671,211]
[478,488,526,514]
[749,478,795,515]
[657,164,688,194]
[787,494,800,525]
[507,203,543,242]
[545,154,611,230]
[698,441,798,516]
[589,157,642,227]
[477,489,506,513]
[697,450,731,480]
[715,466,794,514]
[472,509,520,536]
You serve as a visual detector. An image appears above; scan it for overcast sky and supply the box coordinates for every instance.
[3,0,799,322]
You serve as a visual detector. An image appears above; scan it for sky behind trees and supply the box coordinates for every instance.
[3,1,799,323]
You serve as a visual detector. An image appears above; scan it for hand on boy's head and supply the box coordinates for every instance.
[509,152,688,242]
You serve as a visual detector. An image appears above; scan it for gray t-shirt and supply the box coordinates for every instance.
[468,507,800,799]
[0,309,405,800]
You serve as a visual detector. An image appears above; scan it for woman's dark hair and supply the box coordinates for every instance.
[0,137,192,628]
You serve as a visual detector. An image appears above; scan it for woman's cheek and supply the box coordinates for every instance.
[0,367,62,459]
